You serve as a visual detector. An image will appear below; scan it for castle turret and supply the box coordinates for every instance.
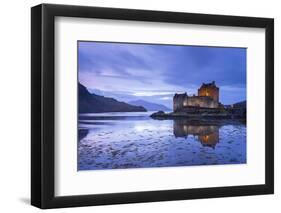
[198,81,219,103]
[173,93,188,112]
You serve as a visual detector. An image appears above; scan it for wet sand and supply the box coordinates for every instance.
[78,112,246,170]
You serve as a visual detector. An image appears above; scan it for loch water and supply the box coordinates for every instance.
[78,112,246,170]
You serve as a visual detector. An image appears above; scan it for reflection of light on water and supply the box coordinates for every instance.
[79,111,154,117]
[134,123,170,132]
[134,125,146,132]
[78,112,247,170]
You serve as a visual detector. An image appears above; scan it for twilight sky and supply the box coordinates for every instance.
[78,41,246,108]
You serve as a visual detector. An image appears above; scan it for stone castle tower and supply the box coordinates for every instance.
[198,81,219,102]
[173,81,220,112]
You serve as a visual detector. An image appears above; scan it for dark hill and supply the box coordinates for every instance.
[233,100,246,108]
[79,83,147,113]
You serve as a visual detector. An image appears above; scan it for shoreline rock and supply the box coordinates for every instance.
[150,110,246,122]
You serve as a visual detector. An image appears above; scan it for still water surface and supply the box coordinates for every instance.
[78,112,246,170]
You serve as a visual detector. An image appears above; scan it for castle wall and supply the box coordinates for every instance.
[174,94,219,111]
[183,96,218,108]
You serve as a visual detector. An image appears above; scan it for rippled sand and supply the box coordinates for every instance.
[78,112,246,170]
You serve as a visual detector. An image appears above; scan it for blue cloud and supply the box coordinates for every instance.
[78,41,246,105]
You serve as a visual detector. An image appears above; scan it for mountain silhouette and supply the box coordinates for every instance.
[79,83,147,113]
[128,99,170,111]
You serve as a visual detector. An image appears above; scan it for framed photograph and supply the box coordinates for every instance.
[31,4,274,209]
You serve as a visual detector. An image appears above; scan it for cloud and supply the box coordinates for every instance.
[132,91,176,97]
[78,41,246,105]
[159,96,173,100]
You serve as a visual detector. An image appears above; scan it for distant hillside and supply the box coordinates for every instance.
[128,100,171,111]
[233,100,246,108]
[224,101,246,109]
[79,83,147,113]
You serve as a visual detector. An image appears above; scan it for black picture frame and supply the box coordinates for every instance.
[31,3,274,209]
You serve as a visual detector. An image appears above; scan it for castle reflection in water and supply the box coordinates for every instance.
[79,120,221,149]
[173,120,219,149]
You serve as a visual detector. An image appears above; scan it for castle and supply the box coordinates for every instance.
[173,81,220,112]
